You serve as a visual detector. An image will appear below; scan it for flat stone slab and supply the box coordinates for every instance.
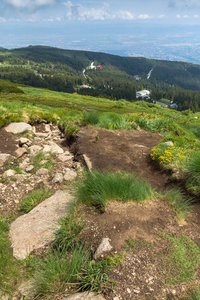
[5,122,32,134]
[9,190,75,259]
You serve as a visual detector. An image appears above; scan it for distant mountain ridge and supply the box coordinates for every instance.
[0,45,200,111]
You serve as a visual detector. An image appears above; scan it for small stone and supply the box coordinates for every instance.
[127,288,131,294]
[15,148,27,158]
[3,169,16,177]
[63,169,77,181]
[52,173,63,184]
[94,238,112,260]
[19,137,32,147]
[30,145,42,153]
[171,290,176,295]
[36,168,49,176]
[25,165,34,173]
[133,289,140,294]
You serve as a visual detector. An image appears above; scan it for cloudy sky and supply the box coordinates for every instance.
[1,0,200,54]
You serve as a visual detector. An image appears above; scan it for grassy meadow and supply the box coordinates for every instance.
[0,83,200,298]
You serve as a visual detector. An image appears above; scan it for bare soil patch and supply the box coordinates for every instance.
[71,127,170,192]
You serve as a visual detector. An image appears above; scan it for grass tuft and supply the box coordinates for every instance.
[164,188,193,220]
[161,234,200,284]
[76,170,153,211]
[20,188,53,213]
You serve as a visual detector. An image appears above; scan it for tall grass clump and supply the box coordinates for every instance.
[82,112,135,130]
[164,188,193,220]
[0,219,20,294]
[186,152,200,193]
[76,171,153,211]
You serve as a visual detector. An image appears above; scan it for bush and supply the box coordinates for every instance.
[76,171,153,211]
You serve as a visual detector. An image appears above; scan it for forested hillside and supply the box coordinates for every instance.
[1,45,200,111]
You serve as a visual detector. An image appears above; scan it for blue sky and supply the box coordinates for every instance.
[1,0,200,57]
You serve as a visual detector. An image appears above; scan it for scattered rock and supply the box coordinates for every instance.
[3,169,16,177]
[36,168,49,176]
[62,292,106,300]
[19,137,32,147]
[63,168,77,181]
[15,148,27,158]
[25,165,34,173]
[30,145,42,153]
[5,122,32,134]
[9,190,75,259]
[52,172,63,183]
[94,237,112,260]
[43,141,64,154]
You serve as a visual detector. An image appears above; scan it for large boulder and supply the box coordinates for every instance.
[9,190,75,259]
[5,122,32,134]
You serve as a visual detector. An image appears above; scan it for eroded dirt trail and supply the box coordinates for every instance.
[71,127,170,192]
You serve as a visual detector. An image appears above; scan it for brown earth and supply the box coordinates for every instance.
[71,127,171,191]
[0,125,200,299]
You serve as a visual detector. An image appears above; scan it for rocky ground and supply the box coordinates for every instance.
[0,123,200,300]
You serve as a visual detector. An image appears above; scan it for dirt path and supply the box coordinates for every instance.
[71,127,170,192]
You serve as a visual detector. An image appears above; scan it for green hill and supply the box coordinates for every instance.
[1,45,200,111]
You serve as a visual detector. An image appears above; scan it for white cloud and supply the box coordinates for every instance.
[3,0,57,10]
[176,14,181,18]
[117,10,135,20]
[0,17,6,22]
[64,2,134,21]
[138,14,151,19]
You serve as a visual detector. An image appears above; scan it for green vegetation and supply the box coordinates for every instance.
[76,171,153,211]
[161,234,200,284]
[164,188,193,220]
[124,238,153,251]
[186,152,200,193]
[0,219,20,294]
[20,188,53,213]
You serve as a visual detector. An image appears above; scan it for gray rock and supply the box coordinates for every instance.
[34,132,49,138]
[25,165,34,173]
[94,238,113,260]
[43,142,64,154]
[165,141,174,147]
[36,168,49,176]
[19,137,32,147]
[58,153,73,162]
[15,148,27,158]
[30,145,42,153]
[44,124,51,132]
[63,292,106,300]
[63,168,77,181]
[9,190,75,259]
[0,153,12,167]
[83,154,92,171]
[5,122,32,134]
[52,172,63,183]
[3,169,16,177]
